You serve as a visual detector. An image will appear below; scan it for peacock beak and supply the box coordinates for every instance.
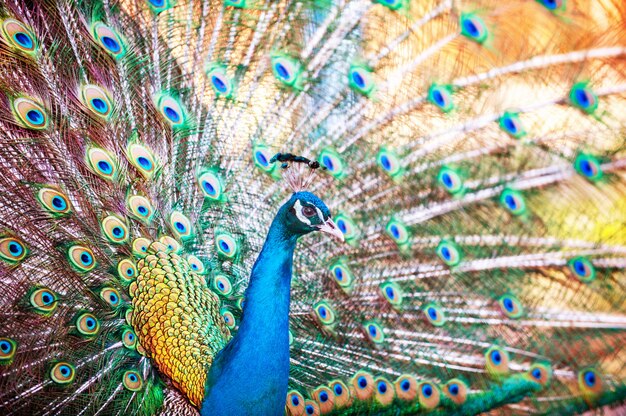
[317,218,344,242]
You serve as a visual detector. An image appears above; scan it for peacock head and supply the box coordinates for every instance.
[282,191,344,241]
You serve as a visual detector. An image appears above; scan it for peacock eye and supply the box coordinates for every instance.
[302,206,316,217]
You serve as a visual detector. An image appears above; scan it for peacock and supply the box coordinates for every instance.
[0,0,625,414]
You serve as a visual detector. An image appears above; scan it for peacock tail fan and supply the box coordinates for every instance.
[0,0,625,415]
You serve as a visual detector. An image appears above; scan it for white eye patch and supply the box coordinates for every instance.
[294,200,325,226]
[294,200,311,225]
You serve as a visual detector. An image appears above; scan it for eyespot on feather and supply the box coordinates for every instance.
[498,294,524,318]
[212,275,233,297]
[394,374,418,401]
[101,215,129,244]
[215,233,238,258]
[29,287,58,314]
[485,346,510,377]
[86,147,118,181]
[122,328,137,349]
[197,171,224,201]
[311,386,334,413]
[286,390,305,416]
[443,379,468,405]
[68,245,96,272]
[363,321,384,343]
[159,236,181,254]
[132,237,151,257]
[100,287,122,308]
[1,19,37,54]
[81,85,113,119]
[423,302,446,326]
[568,257,596,283]
[186,255,205,274]
[417,380,440,410]
[526,363,552,387]
[50,362,75,384]
[351,371,375,400]
[123,370,143,391]
[0,337,17,364]
[0,237,28,263]
[75,312,100,337]
[12,97,48,129]
[37,187,72,216]
[117,259,137,283]
[374,377,394,406]
[128,144,157,178]
[156,94,187,127]
[127,195,154,223]
[91,22,126,58]
[313,301,337,326]
[169,211,192,240]
[380,281,403,308]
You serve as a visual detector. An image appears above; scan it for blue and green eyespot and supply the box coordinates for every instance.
[443,379,468,405]
[417,381,440,409]
[123,370,143,391]
[568,256,596,283]
[127,195,154,223]
[423,302,446,326]
[333,213,360,245]
[460,13,489,44]
[499,111,526,139]
[100,287,122,308]
[498,294,524,319]
[206,64,234,98]
[526,362,552,387]
[385,218,410,248]
[169,211,193,240]
[500,189,526,215]
[271,54,303,88]
[0,337,17,364]
[117,259,137,283]
[578,368,602,396]
[348,64,376,96]
[428,84,454,112]
[329,261,354,293]
[574,153,603,181]
[437,167,464,194]
[0,237,28,263]
[374,377,394,405]
[101,215,129,244]
[1,19,37,55]
[569,82,598,114]
[436,239,462,266]
[212,275,233,297]
[81,85,114,119]
[221,309,236,329]
[29,287,58,314]
[91,22,126,59]
[76,312,100,337]
[485,346,510,377]
[394,374,417,401]
[87,147,118,181]
[363,321,385,344]
[12,97,48,129]
[156,94,187,127]
[127,143,157,179]
[197,170,224,201]
[380,281,403,308]
[536,0,565,11]
[314,301,337,326]
[215,233,238,258]
[68,245,96,272]
[50,362,76,384]
[377,147,403,179]
[318,148,346,179]
[37,187,72,216]
[352,371,375,400]
[122,328,137,349]
[146,0,174,13]
[186,255,205,274]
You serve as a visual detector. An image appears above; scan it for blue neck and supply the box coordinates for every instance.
[201,208,298,415]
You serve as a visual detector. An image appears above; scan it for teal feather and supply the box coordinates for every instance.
[0,0,626,415]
